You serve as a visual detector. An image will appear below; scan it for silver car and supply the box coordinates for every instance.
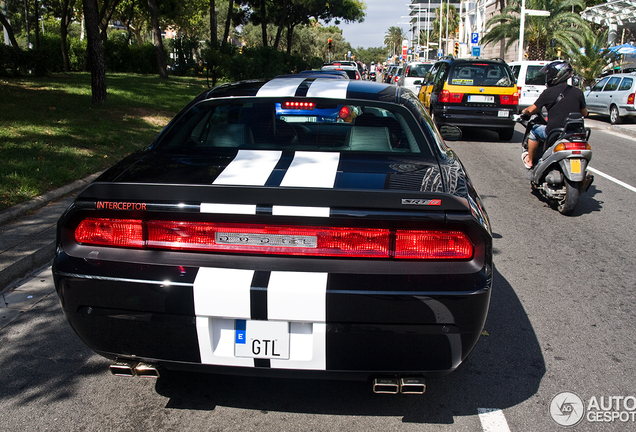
[397,62,434,94]
[584,72,636,124]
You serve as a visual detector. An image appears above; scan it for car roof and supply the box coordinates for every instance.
[203,76,403,103]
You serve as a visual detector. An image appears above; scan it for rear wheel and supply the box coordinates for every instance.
[610,105,622,124]
[498,128,515,141]
[557,178,580,216]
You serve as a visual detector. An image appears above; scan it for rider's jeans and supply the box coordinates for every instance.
[528,124,547,142]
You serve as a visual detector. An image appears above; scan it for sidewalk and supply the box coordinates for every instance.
[0,172,103,329]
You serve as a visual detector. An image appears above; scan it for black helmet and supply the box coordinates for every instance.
[541,61,573,86]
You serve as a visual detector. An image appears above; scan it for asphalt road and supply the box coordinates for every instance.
[1,119,635,431]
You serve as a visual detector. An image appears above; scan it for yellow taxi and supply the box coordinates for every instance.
[418,58,519,140]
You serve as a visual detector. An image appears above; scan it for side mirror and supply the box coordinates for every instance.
[413,80,422,85]
[438,125,462,141]
[571,77,580,87]
[585,86,591,91]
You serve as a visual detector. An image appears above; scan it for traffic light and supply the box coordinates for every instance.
[328,38,332,52]
[454,42,459,56]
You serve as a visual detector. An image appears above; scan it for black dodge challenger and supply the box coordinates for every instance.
[52,75,492,394]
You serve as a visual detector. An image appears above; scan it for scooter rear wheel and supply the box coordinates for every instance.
[557,178,579,216]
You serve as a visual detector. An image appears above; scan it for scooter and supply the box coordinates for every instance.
[514,112,594,215]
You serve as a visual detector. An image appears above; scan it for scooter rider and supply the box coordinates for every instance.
[520,61,588,169]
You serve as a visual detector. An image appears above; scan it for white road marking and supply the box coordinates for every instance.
[588,167,636,193]
[478,408,511,432]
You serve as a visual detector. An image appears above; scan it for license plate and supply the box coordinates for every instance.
[570,158,582,174]
[234,319,290,359]
[468,95,494,103]
[280,116,316,123]
[498,110,509,117]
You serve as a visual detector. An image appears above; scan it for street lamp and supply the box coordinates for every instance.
[518,0,550,61]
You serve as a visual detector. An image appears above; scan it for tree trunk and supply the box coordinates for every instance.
[83,0,107,103]
[273,0,287,50]
[147,0,168,79]
[260,0,267,47]
[60,0,75,72]
[34,0,40,49]
[222,0,234,45]
[210,0,218,46]
[0,12,20,49]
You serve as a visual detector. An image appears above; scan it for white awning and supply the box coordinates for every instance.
[581,0,636,26]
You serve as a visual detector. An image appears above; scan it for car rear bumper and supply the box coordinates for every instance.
[54,257,492,378]
[434,105,517,129]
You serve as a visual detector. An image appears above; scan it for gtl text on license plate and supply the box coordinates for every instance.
[235,319,290,359]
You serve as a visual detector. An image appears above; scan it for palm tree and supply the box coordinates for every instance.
[384,26,405,57]
[482,0,590,60]
[569,30,618,87]
[431,4,459,42]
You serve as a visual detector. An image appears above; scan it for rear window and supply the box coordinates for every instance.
[407,63,432,78]
[448,63,514,87]
[619,78,634,91]
[524,66,546,86]
[156,98,431,155]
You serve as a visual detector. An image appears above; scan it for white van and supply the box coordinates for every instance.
[508,61,550,109]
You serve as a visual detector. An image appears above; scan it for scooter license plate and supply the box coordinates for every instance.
[570,158,582,174]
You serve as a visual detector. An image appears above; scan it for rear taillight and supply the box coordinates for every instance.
[628,93,635,104]
[75,218,144,248]
[554,141,591,152]
[395,230,473,259]
[500,93,519,105]
[74,219,474,260]
[439,90,463,103]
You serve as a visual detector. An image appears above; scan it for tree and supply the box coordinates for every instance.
[0,10,20,49]
[431,4,459,44]
[147,0,168,79]
[569,30,617,87]
[384,26,405,57]
[482,0,590,60]
[83,0,107,103]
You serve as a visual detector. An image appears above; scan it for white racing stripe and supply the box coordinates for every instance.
[588,167,636,193]
[213,149,282,185]
[280,152,340,188]
[306,78,350,98]
[478,408,511,432]
[193,267,328,370]
[274,151,340,216]
[256,77,307,97]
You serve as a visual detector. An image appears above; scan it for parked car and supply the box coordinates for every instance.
[52,76,493,392]
[508,61,550,110]
[584,72,636,124]
[397,61,435,94]
[418,57,519,140]
[390,65,404,85]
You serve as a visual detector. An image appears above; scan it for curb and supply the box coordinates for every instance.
[0,171,104,226]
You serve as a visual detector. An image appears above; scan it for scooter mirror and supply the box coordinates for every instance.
[438,125,462,141]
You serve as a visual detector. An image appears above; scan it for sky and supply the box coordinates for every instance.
[335,0,413,49]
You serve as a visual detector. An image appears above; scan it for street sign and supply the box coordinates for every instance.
[472,46,481,57]
[408,49,412,55]
[471,33,479,44]
[437,49,443,57]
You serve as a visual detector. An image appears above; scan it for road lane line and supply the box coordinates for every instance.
[588,167,636,193]
[478,408,511,432]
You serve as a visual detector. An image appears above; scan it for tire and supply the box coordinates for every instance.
[610,105,622,124]
[557,178,580,216]
[498,128,515,141]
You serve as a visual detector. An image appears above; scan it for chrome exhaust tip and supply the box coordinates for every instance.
[399,377,426,394]
[109,361,137,377]
[372,377,399,394]
[134,362,160,378]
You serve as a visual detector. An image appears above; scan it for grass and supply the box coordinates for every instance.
[0,73,210,211]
